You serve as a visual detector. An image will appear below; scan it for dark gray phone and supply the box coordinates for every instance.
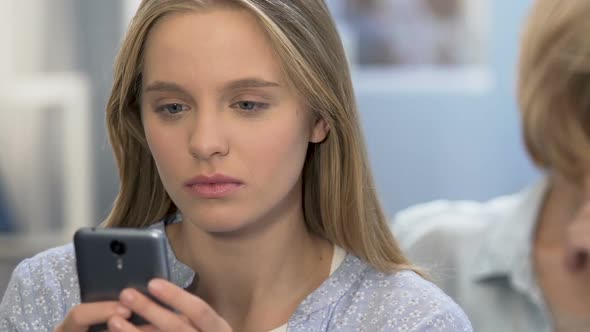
[74,227,171,332]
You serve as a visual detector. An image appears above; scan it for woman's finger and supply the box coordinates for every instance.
[55,302,131,332]
[107,315,158,332]
[118,288,195,332]
[148,279,232,331]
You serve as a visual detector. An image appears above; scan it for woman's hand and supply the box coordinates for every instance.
[54,302,132,332]
[108,279,233,332]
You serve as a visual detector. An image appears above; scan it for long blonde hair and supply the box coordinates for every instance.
[519,0,590,180]
[105,0,413,273]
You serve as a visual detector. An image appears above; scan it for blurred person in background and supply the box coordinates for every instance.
[0,0,472,331]
[392,1,590,331]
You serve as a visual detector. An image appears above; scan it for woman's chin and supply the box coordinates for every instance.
[180,213,252,235]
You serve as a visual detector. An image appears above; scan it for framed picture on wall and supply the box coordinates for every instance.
[326,0,492,94]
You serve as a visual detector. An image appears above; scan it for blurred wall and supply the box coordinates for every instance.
[74,0,122,223]
[359,0,538,216]
[0,0,122,293]
[20,0,539,228]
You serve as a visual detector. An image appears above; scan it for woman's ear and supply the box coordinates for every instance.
[310,117,329,143]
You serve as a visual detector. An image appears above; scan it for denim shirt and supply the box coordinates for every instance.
[392,179,554,331]
[1,215,472,331]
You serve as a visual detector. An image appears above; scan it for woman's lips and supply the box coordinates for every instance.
[185,182,243,198]
[183,174,243,198]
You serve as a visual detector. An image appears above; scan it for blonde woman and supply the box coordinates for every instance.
[0,1,471,331]
[393,1,590,331]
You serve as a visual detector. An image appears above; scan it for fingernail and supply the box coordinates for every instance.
[109,317,123,330]
[115,305,131,317]
[121,289,134,304]
[148,279,164,293]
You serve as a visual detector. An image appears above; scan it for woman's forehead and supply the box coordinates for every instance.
[141,9,284,84]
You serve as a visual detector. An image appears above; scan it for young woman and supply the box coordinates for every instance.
[393,1,590,331]
[0,1,471,331]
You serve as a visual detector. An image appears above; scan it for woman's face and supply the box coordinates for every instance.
[140,7,327,234]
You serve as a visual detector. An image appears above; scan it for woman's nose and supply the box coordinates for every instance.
[187,110,229,160]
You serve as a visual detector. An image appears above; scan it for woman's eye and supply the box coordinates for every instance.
[231,101,269,112]
[156,103,189,114]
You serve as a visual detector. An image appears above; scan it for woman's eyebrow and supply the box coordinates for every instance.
[144,81,188,94]
[142,78,280,100]
[142,81,198,106]
[222,78,281,92]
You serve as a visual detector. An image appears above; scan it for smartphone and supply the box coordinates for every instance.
[74,227,171,332]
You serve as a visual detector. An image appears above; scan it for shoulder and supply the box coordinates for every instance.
[333,267,472,331]
[390,195,520,257]
[0,244,78,331]
[14,244,77,292]
[23,242,76,270]
[391,196,519,241]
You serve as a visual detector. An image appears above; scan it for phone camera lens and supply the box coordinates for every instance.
[110,240,126,255]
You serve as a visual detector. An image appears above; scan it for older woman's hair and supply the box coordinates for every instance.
[518,0,590,179]
[104,0,413,273]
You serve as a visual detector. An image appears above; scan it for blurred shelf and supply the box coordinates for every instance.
[0,233,72,261]
[0,73,93,264]
[352,66,493,96]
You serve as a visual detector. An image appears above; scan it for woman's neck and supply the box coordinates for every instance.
[535,175,583,248]
[166,207,333,331]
